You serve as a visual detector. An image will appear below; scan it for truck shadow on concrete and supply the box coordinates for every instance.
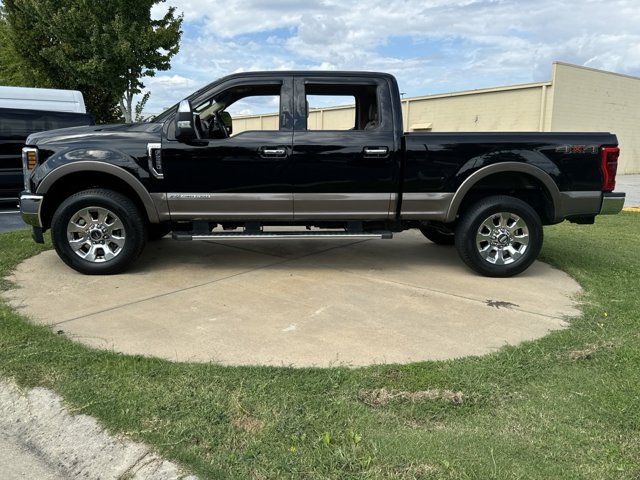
[131,236,474,275]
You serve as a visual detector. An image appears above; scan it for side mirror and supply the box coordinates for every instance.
[175,100,195,141]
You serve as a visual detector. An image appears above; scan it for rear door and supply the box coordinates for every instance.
[290,76,400,220]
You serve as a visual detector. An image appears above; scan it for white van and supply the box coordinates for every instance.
[1,86,93,200]
[0,86,87,113]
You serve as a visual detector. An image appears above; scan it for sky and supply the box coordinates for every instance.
[144,0,640,115]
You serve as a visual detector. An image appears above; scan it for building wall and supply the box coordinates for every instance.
[549,62,640,174]
[230,62,640,174]
[401,84,551,132]
[231,106,355,132]
[306,106,357,130]
[232,114,279,133]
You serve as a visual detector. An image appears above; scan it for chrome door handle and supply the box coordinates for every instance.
[259,146,288,158]
[363,146,389,157]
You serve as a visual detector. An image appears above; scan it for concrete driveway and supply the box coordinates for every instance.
[4,231,582,367]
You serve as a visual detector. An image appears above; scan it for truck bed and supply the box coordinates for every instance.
[403,131,617,193]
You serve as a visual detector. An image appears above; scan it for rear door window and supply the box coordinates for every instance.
[302,84,379,131]
[306,95,356,131]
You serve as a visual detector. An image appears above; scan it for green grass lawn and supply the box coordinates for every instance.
[1,214,639,479]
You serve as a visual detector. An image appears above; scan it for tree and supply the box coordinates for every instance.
[134,91,151,123]
[0,17,33,86]
[0,1,182,123]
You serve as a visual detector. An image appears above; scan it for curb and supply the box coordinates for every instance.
[0,380,197,480]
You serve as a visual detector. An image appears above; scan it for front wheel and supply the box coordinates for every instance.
[455,195,543,277]
[51,189,147,275]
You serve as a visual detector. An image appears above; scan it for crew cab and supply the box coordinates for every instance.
[19,71,625,277]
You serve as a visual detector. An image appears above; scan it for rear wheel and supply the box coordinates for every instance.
[419,223,455,245]
[455,195,543,277]
[51,189,147,275]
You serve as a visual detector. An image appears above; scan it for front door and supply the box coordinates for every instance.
[160,77,294,221]
[290,76,400,220]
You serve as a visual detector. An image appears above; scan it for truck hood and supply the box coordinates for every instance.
[26,122,163,147]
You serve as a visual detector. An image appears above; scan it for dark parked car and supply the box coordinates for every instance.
[1,107,93,200]
[19,71,625,276]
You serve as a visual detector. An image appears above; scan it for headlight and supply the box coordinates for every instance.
[22,147,39,191]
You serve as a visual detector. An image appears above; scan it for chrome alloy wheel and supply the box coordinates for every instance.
[475,212,530,266]
[66,207,126,263]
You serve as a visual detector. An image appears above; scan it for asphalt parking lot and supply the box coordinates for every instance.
[0,201,22,234]
[617,174,640,207]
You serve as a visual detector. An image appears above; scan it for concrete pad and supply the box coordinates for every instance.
[3,231,582,367]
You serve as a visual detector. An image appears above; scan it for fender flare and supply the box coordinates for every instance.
[36,161,161,223]
[444,162,561,222]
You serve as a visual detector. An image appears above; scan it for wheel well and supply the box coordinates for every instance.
[40,172,150,229]
[456,172,555,224]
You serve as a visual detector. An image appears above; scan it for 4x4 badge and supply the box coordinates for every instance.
[555,145,598,154]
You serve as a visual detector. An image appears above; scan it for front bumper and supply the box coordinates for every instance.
[600,192,625,215]
[19,192,44,227]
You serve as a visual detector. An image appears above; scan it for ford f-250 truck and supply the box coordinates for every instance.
[19,71,625,277]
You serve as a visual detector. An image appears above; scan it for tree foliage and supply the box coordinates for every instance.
[0,17,37,87]
[0,1,182,123]
[135,91,151,123]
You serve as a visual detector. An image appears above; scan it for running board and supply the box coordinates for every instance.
[172,231,393,241]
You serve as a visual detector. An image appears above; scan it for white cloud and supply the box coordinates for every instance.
[143,0,640,114]
[142,74,206,114]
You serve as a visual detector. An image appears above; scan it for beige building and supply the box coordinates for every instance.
[232,62,640,174]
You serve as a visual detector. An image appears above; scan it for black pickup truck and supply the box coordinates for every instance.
[19,71,625,277]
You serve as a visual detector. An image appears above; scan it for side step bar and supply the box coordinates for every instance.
[173,231,393,241]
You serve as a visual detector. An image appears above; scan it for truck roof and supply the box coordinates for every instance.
[197,70,397,92]
[217,70,396,79]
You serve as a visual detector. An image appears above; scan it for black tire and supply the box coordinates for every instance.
[51,189,147,275]
[419,224,455,245]
[454,195,543,277]
[147,223,172,241]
